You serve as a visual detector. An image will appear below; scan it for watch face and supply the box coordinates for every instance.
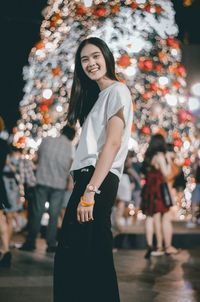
[88,185,94,191]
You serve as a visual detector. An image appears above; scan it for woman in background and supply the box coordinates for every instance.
[141,134,179,259]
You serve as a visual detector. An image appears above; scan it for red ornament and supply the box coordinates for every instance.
[141,126,151,135]
[173,139,183,148]
[131,1,138,10]
[39,104,48,112]
[142,92,151,101]
[93,7,107,17]
[160,88,169,95]
[155,64,163,73]
[166,37,180,49]
[172,80,181,89]
[144,59,154,71]
[149,83,158,92]
[172,131,180,140]
[176,65,186,77]
[178,109,190,123]
[117,54,131,68]
[144,4,151,12]
[184,158,191,167]
[138,58,154,71]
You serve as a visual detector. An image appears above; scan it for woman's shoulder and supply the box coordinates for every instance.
[108,81,130,94]
[151,152,165,164]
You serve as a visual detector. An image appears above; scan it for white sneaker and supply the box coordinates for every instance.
[151,248,165,256]
[186,221,196,228]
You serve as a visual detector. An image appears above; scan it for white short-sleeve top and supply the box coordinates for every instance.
[70,81,133,179]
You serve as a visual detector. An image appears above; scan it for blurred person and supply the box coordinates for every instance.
[141,134,179,259]
[0,116,11,267]
[187,159,200,227]
[2,147,23,250]
[112,167,132,234]
[18,149,36,232]
[126,151,142,222]
[54,37,133,302]
[20,125,75,253]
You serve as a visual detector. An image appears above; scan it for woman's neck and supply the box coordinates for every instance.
[96,77,117,91]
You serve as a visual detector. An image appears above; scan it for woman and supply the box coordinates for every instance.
[141,134,179,259]
[54,37,133,302]
[0,116,11,268]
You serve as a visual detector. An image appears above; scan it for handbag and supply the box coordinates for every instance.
[160,182,173,208]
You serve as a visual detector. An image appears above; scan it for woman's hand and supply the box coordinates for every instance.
[77,191,95,223]
[77,203,94,223]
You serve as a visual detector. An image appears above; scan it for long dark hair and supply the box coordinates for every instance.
[67,37,118,126]
[142,134,167,174]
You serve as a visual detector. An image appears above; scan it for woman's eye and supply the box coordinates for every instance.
[81,59,88,63]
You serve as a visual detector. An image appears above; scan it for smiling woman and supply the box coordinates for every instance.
[53,37,133,302]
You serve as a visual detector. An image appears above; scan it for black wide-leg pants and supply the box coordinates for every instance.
[54,166,120,302]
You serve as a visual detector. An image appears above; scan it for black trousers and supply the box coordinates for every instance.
[54,166,120,302]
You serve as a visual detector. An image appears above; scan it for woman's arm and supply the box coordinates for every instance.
[87,110,124,191]
[77,110,124,223]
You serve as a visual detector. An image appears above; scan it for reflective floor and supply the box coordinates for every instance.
[0,241,199,302]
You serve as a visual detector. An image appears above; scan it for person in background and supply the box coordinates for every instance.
[187,158,200,227]
[2,147,23,252]
[54,37,133,302]
[20,125,75,253]
[0,116,11,268]
[141,134,179,259]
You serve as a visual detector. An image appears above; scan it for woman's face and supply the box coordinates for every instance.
[80,44,107,82]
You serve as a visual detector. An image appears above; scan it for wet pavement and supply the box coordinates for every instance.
[0,240,199,302]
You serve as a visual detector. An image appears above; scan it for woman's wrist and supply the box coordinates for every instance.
[83,191,95,200]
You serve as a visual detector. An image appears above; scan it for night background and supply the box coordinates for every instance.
[1,0,200,132]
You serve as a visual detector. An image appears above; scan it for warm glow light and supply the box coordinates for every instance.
[42,89,53,99]
[191,83,200,97]
[83,0,93,7]
[56,105,63,112]
[188,97,200,111]
[165,94,178,106]
[158,76,169,86]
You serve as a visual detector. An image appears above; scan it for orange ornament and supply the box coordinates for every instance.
[155,5,163,14]
[35,41,45,49]
[111,4,120,14]
[52,67,61,76]
[76,4,87,15]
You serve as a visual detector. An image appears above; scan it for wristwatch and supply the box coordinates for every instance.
[86,184,101,194]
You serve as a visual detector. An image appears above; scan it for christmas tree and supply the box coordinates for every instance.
[14,0,198,166]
